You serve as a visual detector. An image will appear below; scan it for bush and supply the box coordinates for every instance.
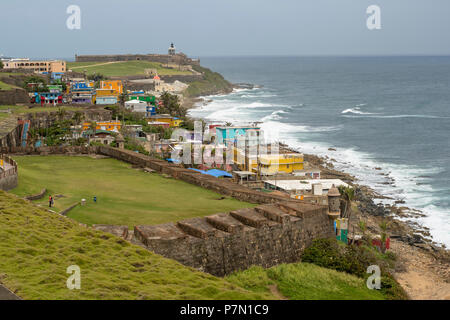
[301,238,408,300]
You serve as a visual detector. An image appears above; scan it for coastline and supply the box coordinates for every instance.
[184,91,450,299]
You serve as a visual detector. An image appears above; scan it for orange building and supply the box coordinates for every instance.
[100,80,123,95]
[83,121,122,133]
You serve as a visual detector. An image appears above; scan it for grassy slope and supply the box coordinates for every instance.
[67,61,192,77]
[227,263,385,300]
[11,156,255,227]
[184,65,233,98]
[0,81,18,90]
[0,191,270,300]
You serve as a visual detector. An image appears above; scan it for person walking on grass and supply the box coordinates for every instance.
[49,195,53,208]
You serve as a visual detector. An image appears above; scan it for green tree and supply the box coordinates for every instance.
[23,76,48,92]
[73,111,84,125]
[159,91,185,118]
[87,73,106,82]
[0,61,3,69]
[89,121,97,145]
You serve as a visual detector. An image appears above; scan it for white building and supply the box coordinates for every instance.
[264,179,349,195]
[125,100,148,113]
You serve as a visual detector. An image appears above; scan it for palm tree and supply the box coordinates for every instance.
[89,121,97,145]
[28,128,39,148]
[339,186,355,219]
[339,186,355,242]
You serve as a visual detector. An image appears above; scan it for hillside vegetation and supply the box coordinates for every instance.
[184,65,233,97]
[67,61,192,77]
[0,191,271,300]
[0,81,17,91]
[227,263,385,300]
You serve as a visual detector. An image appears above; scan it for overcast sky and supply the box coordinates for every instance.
[1,0,450,59]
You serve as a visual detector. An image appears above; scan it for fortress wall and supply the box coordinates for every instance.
[98,146,291,205]
[0,117,22,151]
[134,202,334,276]
[0,89,30,105]
[4,146,98,156]
[75,53,200,66]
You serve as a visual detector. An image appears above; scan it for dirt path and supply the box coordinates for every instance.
[0,284,20,300]
[391,240,450,300]
[268,284,288,300]
[70,61,122,69]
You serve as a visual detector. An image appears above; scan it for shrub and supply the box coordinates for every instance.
[301,238,408,300]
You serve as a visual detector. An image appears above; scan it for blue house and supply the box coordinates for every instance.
[96,96,118,105]
[51,72,64,80]
[215,126,261,145]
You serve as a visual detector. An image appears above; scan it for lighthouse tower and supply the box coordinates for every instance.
[168,43,176,55]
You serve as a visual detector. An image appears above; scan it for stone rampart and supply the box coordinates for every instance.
[134,201,334,276]
[75,53,200,66]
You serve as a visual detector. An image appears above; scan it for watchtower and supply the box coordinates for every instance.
[327,184,341,219]
[168,43,176,55]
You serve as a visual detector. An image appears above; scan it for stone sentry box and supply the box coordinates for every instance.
[134,201,334,277]
[0,155,18,191]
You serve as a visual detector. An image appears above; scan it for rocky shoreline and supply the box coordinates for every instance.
[184,89,450,299]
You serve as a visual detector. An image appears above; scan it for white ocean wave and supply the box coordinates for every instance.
[343,114,450,119]
[341,106,377,115]
[189,90,450,246]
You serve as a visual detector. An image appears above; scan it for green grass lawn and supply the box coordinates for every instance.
[11,156,254,227]
[67,61,192,77]
[0,112,10,120]
[227,263,386,300]
[0,81,17,90]
[0,191,270,300]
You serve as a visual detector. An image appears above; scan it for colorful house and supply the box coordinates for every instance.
[129,95,156,105]
[147,114,183,127]
[31,92,62,105]
[258,153,304,175]
[233,148,304,175]
[147,121,171,129]
[70,81,95,104]
[100,80,123,95]
[215,126,261,145]
[94,89,119,105]
[47,85,63,93]
[82,121,122,133]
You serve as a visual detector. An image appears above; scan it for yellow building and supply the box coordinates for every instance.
[148,114,183,127]
[83,121,122,133]
[233,148,304,175]
[3,59,66,73]
[258,153,304,175]
[100,80,123,95]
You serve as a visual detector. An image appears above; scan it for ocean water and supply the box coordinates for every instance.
[188,56,450,247]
